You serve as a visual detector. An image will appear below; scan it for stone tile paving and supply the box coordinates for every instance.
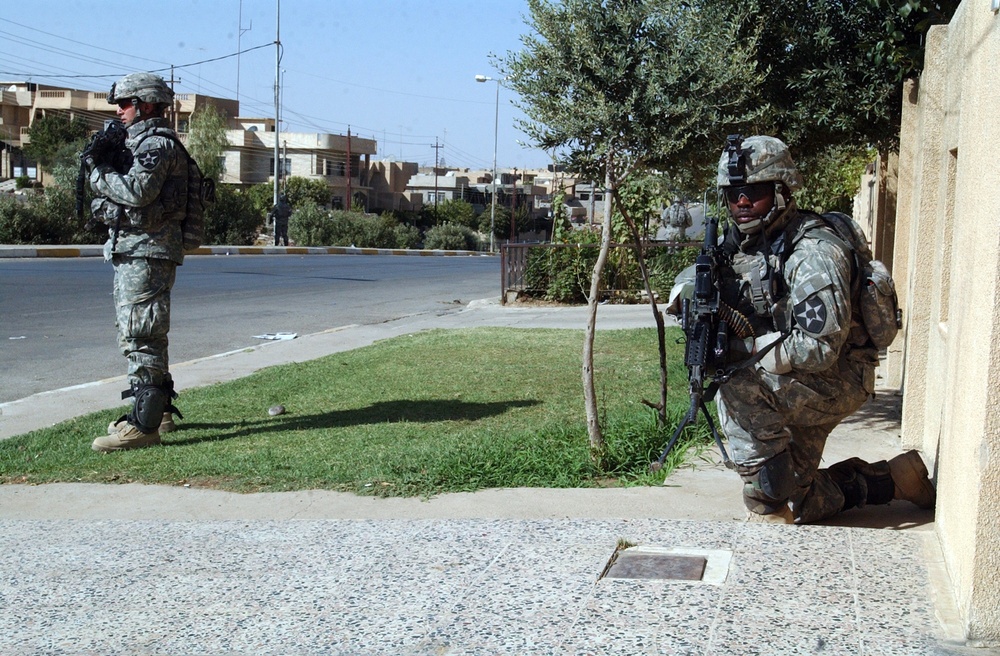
[0,518,952,655]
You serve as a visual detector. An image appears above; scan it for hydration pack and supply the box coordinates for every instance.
[797,211,901,349]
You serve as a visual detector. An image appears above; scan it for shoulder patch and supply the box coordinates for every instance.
[137,147,164,170]
[794,296,828,334]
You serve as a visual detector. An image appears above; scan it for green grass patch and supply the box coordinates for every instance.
[0,327,713,496]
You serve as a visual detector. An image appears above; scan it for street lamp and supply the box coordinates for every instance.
[475,74,500,253]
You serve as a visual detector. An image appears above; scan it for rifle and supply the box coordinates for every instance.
[76,119,129,225]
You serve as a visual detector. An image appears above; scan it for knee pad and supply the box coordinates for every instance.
[127,384,168,433]
[740,450,796,513]
[123,378,181,434]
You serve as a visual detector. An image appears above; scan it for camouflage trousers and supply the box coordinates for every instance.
[112,255,176,387]
[716,357,874,523]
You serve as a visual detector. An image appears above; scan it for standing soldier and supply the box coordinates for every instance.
[662,196,692,241]
[269,193,292,246]
[87,72,186,452]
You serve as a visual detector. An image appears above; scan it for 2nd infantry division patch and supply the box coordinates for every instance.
[137,148,163,170]
[794,296,828,334]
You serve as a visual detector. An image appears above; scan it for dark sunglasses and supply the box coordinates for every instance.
[724,183,773,205]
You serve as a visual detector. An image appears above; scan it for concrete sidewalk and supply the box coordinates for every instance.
[0,301,982,654]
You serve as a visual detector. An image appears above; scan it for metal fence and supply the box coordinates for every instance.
[500,241,700,304]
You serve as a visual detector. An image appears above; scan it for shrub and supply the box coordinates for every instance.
[290,206,420,249]
[522,232,699,303]
[204,184,262,245]
[423,223,479,251]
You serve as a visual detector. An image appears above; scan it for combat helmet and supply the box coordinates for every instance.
[717,134,803,234]
[107,72,174,106]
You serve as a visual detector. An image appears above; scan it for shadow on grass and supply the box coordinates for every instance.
[165,398,542,446]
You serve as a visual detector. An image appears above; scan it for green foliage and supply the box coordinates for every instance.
[503,0,764,184]
[525,232,601,303]
[423,223,480,251]
[797,145,876,214]
[245,182,276,217]
[524,233,698,304]
[434,198,477,229]
[284,177,331,207]
[0,189,103,245]
[186,105,228,182]
[392,220,421,249]
[616,174,672,240]
[289,202,419,248]
[15,176,32,189]
[24,114,89,170]
[203,184,262,245]
[725,0,957,157]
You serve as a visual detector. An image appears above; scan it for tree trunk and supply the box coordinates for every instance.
[613,190,669,427]
[584,159,615,457]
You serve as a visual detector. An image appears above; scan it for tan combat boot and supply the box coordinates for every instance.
[746,504,795,524]
[887,450,936,509]
[158,412,177,433]
[92,422,160,452]
[109,412,174,434]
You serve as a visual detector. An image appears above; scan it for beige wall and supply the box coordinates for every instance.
[894,3,1000,644]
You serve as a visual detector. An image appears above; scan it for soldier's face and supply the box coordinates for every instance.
[116,101,138,126]
[726,183,774,227]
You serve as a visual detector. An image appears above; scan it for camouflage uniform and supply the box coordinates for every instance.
[91,115,187,387]
[88,73,187,449]
[665,135,935,523]
[716,211,880,523]
[662,199,692,241]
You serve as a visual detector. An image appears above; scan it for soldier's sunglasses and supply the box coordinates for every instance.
[724,183,773,205]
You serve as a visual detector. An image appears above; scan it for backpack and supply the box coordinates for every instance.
[171,138,215,251]
[141,127,215,251]
[797,211,901,349]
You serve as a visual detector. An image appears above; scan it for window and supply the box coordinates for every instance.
[268,157,291,176]
[324,159,345,176]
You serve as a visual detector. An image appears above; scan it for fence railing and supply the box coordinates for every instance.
[500,241,700,304]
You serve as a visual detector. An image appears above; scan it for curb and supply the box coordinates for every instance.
[0,245,492,258]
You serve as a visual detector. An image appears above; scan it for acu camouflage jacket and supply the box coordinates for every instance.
[89,117,188,264]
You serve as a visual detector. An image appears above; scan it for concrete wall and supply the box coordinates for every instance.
[894,2,1000,643]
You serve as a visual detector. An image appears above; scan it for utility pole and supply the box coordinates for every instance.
[431,137,443,222]
[237,0,252,103]
[272,0,282,207]
[511,167,518,242]
[168,66,181,132]
[346,126,352,211]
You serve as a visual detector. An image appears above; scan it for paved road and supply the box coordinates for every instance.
[0,254,498,403]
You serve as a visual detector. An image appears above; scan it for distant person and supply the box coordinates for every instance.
[269,194,292,246]
[87,72,186,452]
[661,197,692,241]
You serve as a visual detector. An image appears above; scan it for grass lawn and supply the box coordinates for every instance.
[0,326,712,496]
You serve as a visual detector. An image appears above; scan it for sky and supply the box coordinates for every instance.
[0,0,552,170]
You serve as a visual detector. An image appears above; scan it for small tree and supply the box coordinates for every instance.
[24,114,89,172]
[284,177,331,208]
[503,0,762,457]
[435,198,477,229]
[186,104,228,182]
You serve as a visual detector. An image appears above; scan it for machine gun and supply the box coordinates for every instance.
[650,212,739,472]
[650,134,788,472]
[76,119,129,224]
